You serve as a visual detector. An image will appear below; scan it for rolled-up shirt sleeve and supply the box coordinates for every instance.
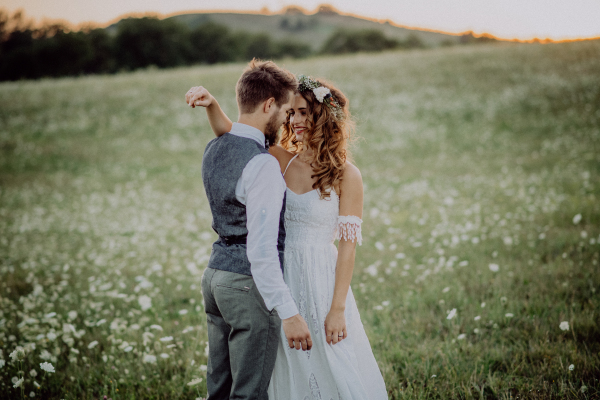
[243,155,299,320]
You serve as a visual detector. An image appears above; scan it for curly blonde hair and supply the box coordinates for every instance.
[279,78,355,199]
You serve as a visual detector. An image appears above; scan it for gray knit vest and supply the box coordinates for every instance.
[202,133,286,276]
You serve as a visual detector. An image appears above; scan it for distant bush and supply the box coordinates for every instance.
[114,17,191,70]
[321,29,399,54]
[459,31,498,44]
[320,29,425,55]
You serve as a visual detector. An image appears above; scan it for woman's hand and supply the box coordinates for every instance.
[186,86,214,108]
[324,308,347,345]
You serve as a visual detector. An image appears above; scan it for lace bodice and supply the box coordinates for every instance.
[284,188,362,247]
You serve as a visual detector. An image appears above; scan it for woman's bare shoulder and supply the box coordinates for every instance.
[341,162,362,186]
[337,161,362,198]
[269,145,296,173]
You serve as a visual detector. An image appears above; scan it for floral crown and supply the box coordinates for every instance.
[297,75,344,121]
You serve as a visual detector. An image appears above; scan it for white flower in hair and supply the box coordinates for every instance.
[313,86,331,103]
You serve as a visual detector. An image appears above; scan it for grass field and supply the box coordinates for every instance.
[1,41,599,399]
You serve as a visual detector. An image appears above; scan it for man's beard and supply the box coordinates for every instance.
[264,113,281,146]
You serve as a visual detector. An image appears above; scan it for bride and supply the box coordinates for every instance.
[187,74,387,399]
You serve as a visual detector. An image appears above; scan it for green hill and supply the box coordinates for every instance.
[169,9,461,50]
[106,7,473,51]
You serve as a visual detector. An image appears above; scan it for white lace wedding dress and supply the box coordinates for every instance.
[268,159,388,400]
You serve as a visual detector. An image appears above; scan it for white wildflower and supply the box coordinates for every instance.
[29,391,35,398]
[160,353,169,359]
[187,378,203,386]
[9,346,25,361]
[13,377,24,388]
[431,374,437,378]
[40,362,55,373]
[474,316,481,321]
[29,369,37,377]
[33,381,40,389]
[572,214,582,225]
[138,295,152,311]
[569,364,574,371]
[44,312,56,319]
[68,311,78,321]
[442,287,450,293]
[150,324,163,331]
[489,263,499,272]
[446,308,457,320]
[143,354,157,364]
[560,321,569,331]
[178,309,188,315]
[200,364,207,371]
[159,336,173,342]
[88,341,99,349]
[0,360,4,368]
[39,350,52,360]
[457,333,466,340]
[505,313,514,318]
[312,87,331,103]
[481,302,486,308]
[123,346,133,352]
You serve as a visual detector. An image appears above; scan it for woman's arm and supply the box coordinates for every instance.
[324,162,364,345]
[186,86,232,137]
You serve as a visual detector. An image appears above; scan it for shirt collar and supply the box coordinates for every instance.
[229,123,265,148]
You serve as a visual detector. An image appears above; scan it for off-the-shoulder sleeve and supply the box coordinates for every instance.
[336,215,363,245]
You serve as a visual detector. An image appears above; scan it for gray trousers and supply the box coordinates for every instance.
[201,267,281,400]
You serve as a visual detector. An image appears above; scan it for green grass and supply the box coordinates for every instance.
[1,41,599,399]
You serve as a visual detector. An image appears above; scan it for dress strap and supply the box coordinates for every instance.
[283,154,299,177]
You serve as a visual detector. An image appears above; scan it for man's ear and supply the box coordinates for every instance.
[263,97,276,113]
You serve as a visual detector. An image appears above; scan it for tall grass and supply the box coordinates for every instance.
[0,41,599,399]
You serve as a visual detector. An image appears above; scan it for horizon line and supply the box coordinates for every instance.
[5,5,600,43]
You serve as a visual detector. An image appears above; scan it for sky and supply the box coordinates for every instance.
[3,0,600,41]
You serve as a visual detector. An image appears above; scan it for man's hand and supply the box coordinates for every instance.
[282,314,312,351]
[186,86,213,108]
[324,308,347,345]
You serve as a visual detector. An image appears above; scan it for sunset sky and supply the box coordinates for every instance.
[3,0,599,41]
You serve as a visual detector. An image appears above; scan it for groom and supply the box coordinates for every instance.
[191,59,312,400]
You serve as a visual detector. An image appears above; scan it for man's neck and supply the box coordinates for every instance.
[237,114,265,136]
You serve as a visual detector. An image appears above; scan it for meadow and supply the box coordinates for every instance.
[0,40,599,399]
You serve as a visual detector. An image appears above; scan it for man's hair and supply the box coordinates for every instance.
[236,59,298,114]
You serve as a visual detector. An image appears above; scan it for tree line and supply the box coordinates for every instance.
[0,9,453,81]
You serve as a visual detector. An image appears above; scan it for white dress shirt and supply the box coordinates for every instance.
[229,123,299,320]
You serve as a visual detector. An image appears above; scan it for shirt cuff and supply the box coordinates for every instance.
[274,297,299,320]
